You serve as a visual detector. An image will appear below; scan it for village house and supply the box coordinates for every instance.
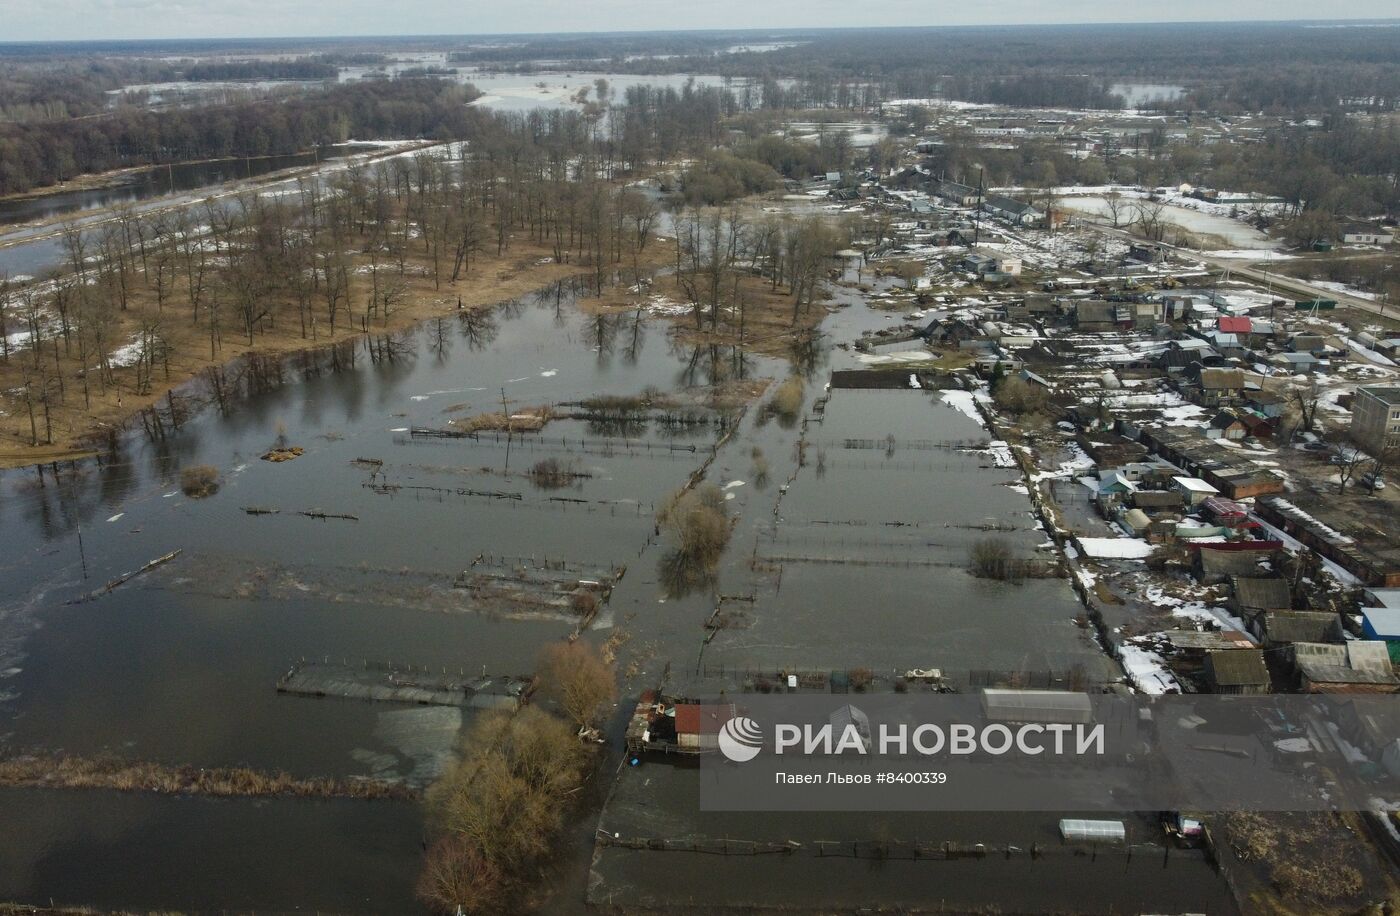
[1339,224,1395,246]
[1206,410,1248,441]
[1245,390,1285,419]
[1271,351,1320,374]
[1290,641,1399,694]
[918,317,981,348]
[1229,575,1291,618]
[1287,333,1325,354]
[932,178,980,207]
[1160,338,1219,372]
[959,249,1022,277]
[982,194,1043,226]
[1254,611,1343,649]
[1128,242,1167,264]
[1360,606,1400,664]
[1203,649,1271,695]
[1173,475,1219,506]
[1180,364,1245,407]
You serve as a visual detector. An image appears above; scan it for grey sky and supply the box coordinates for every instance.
[3,0,1398,42]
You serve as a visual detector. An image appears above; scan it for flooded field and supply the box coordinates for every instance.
[0,788,422,913]
[0,263,1150,911]
[591,763,1237,914]
[0,280,776,907]
[701,387,1113,679]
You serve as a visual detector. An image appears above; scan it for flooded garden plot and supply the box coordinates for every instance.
[589,762,1237,915]
[0,282,785,908]
[0,787,423,913]
[702,387,1115,683]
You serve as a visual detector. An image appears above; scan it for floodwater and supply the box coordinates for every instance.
[592,763,1237,914]
[0,64,747,279]
[1110,82,1186,107]
[0,788,423,914]
[703,386,1111,678]
[1058,194,1278,249]
[0,142,435,279]
[0,269,1146,912]
[0,145,374,229]
[0,279,777,910]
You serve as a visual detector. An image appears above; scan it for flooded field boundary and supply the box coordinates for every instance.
[966,384,1122,676]
[0,753,416,800]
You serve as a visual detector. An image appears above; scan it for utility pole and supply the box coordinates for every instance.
[973,167,985,247]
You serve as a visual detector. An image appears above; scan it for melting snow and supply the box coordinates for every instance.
[1078,537,1155,559]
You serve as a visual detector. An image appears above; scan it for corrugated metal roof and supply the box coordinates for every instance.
[1362,607,1400,638]
[673,703,735,736]
[1205,649,1269,686]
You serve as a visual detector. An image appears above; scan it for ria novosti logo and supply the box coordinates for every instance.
[717,716,764,762]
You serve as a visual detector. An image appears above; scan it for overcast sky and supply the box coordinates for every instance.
[3,0,1398,42]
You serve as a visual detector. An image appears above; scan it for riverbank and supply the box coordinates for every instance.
[0,234,675,470]
[0,148,407,208]
[0,141,437,252]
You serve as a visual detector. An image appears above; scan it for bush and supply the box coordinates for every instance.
[528,457,579,490]
[767,376,804,423]
[992,376,1048,417]
[420,708,588,913]
[537,641,616,730]
[657,484,732,567]
[969,537,1019,580]
[180,465,220,498]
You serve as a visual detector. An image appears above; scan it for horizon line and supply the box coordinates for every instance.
[3,17,1400,47]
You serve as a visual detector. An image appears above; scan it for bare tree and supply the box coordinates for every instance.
[1103,191,1128,229]
[1284,380,1322,439]
[1362,443,1397,496]
[1332,445,1369,494]
[536,641,616,731]
[1133,200,1168,242]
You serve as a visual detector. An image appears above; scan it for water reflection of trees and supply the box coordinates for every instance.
[672,341,756,389]
[456,308,499,350]
[621,309,647,365]
[582,313,622,366]
[366,328,419,365]
[656,547,718,600]
[786,329,828,379]
[427,317,453,363]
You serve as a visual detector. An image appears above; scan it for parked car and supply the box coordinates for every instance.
[1361,473,1386,490]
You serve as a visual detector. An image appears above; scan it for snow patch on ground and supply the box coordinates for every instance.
[1078,537,1155,559]
[940,390,982,422]
[1117,641,1180,695]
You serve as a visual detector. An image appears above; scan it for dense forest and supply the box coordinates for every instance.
[180,60,340,82]
[0,78,483,195]
[456,24,1400,115]
[908,113,1400,218]
[0,53,373,123]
